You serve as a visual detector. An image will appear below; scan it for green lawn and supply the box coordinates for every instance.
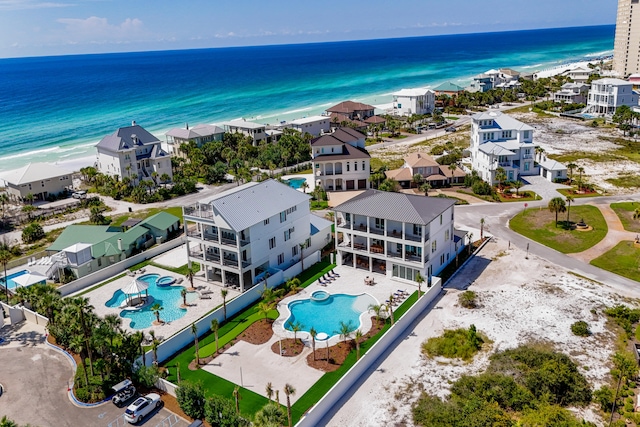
[606,173,640,189]
[591,241,640,282]
[610,202,640,233]
[496,191,539,203]
[161,262,420,424]
[557,188,600,198]
[509,205,608,253]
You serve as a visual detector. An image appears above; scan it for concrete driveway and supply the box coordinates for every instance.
[519,175,571,200]
[0,321,188,427]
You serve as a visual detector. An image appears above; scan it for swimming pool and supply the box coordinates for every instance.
[285,292,377,338]
[105,273,198,329]
[1,270,30,290]
[284,177,307,189]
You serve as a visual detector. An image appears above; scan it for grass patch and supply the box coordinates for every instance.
[549,151,624,164]
[556,188,600,198]
[288,168,312,175]
[370,157,405,172]
[591,241,640,282]
[445,116,459,120]
[509,205,607,253]
[456,189,496,203]
[496,191,539,203]
[606,173,640,189]
[611,202,640,232]
[310,200,329,210]
[422,325,485,361]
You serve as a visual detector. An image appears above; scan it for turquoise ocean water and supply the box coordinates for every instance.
[0,25,614,173]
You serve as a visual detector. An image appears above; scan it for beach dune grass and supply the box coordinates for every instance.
[610,202,640,233]
[590,241,640,282]
[509,205,607,254]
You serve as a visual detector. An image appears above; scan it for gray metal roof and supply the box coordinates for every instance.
[471,111,534,131]
[205,179,310,231]
[334,190,455,225]
[166,124,224,140]
[96,125,160,152]
[478,142,516,156]
[1,162,73,185]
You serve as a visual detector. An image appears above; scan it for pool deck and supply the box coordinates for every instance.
[86,263,241,338]
[201,265,419,404]
[281,173,315,193]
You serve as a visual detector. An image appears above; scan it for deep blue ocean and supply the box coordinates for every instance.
[0,25,614,172]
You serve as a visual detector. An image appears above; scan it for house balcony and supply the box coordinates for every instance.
[369,244,384,255]
[240,239,250,247]
[221,237,237,247]
[337,220,352,229]
[241,260,251,269]
[188,251,204,261]
[405,254,423,263]
[204,232,219,242]
[205,253,221,264]
[387,252,402,259]
[522,154,534,159]
[498,161,512,167]
[404,234,423,243]
[184,204,214,220]
[386,229,403,238]
[369,228,385,236]
[223,258,239,268]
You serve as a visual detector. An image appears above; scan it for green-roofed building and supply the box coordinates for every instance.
[138,211,181,242]
[47,225,122,252]
[433,81,465,95]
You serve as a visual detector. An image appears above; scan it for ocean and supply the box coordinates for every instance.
[0,25,615,173]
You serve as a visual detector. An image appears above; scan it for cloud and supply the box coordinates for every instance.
[0,0,73,10]
[56,16,147,43]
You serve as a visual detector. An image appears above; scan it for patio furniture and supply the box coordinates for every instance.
[331,269,340,277]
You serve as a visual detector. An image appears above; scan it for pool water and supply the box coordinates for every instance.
[285,177,307,189]
[1,270,29,290]
[285,293,377,338]
[105,273,198,329]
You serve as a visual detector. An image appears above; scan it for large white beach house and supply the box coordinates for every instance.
[470,111,566,184]
[334,190,463,284]
[392,88,435,116]
[95,122,173,184]
[584,78,639,116]
[183,179,332,292]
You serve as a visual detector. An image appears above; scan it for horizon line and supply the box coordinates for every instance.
[0,23,615,61]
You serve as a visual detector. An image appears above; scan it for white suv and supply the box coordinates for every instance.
[124,393,162,424]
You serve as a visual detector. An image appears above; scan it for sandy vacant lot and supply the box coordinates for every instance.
[328,239,639,427]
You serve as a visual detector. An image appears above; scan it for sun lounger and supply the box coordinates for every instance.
[199,293,212,299]
[201,289,213,295]
[331,269,340,277]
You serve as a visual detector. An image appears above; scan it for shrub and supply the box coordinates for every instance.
[134,365,160,389]
[204,395,247,426]
[22,222,45,243]
[422,325,484,361]
[605,305,640,336]
[459,291,477,309]
[176,381,206,420]
[571,321,591,337]
[430,145,446,155]
[472,180,494,196]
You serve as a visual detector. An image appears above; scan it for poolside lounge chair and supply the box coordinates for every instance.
[318,278,327,286]
[330,269,340,277]
[199,292,212,299]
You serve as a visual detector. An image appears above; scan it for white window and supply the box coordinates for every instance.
[375,218,385,230]
[413,224,422,237]
[445,229,450,241]
[269,237,276,249]
[277,253,284,265]
[292,246,298,257]
[264,218,270,225]
[280,211,286,223]
[440,215,443,225]
[524,162,530,172]
[432,240,437,253]
[523,130,530,139]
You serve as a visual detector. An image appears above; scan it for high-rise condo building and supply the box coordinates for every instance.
[614,0,640,77]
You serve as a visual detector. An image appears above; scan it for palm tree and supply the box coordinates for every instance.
[211,318,220,354]
[420,182,431,196]
[0,416,18,427]
[548,197,567,227]
[468,232,474,255]
[71,297,95,376]
[103,313,121,347]
[299,242,307,271]
[577,166,585,191]
[288,320,303,344]
[495,167,507,192]
[150,330,160,364]
[233,385,241,414]
[385,295,395,325]
[151,302,163,324]
[70,335,89,388]
[634,207,640,221]
[257,301,275,322]
[513,180,523,196]
[565,195,575,225]
[337,320,355,343]
[354,329,364,360]
[0,249,11,303]
[368,304,383,325]
[191,323,200,365]
[185,265,196,291]
[448,163,457,185]
[412,173,423,189]
[265,382,274,402]
[415,272,425,297]
[181,288,188,307]
[309,327,317,360]
[480,217,485,240]
[221,289,228,320]
[566,162,577,184]
[284,383,296,427]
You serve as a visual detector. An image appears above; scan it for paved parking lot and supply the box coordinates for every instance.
[0,321,189,427]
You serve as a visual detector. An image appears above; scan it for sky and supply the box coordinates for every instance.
[0,0,618,58]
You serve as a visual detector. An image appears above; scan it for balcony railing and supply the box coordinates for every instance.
[221,237,237,246]
[405,234,422,243]
[387,252,402,259]
[241,260,251,269]
[337,221,352,229]
[223,258,239,268]
[240,239,250,247]
[205,253,220,263]
[189,251,204,260]
[386,229,402,238]
[203,232,219,242]
[405,254,423,263]
[184,204,214,220]
[369,228,385,236]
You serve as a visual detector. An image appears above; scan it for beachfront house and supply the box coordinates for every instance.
[219,119,268,146]
[392,88,435,116]
[433,82,465,96]
[312,128,370,192]
[165,123,225,157]
[0,162,73,202]
[183,179,331,292]
[470,111,567,184]
[467,69,520,93]
[334,190,461,284]
[584,78,639,116]
[553,83,590,104]
[560,66,595,84]
[287,116,331,137]
[326,101,375,121]
[385,152,465,189]
[95,122,173,186]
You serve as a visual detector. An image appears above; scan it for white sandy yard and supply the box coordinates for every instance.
[327,239,640,427]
